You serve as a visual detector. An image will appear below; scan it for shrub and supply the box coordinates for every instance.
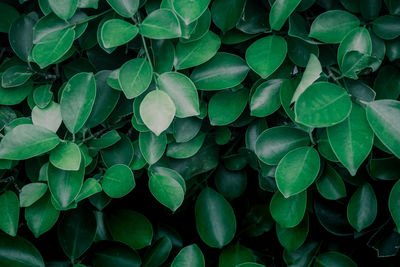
[0,0,400,266]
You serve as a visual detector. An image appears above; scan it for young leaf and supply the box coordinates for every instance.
[49,142,82,171]
[140,90,176,136]
[31,102,62,133]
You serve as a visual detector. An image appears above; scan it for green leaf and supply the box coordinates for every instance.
[1,65,32,88]
[31,27,75,68]
[139,131,166,165]
[269,0,302,31]
[75,178,102,202]
[0,3,19,33]
[172,0,210,24]
[140,90,176,136]
[49,142,82,171]
[276,215,309,252]
[310,10,360,43]
[32,102,62,133]
[33,13,68,44]
[0,191,19,236]
[0,233,44,267]
[0,124,60,160]
[337,27,372,68]
[195,187,236,248]
[291,54,322,104]
[58,208,97,260]
[106,209,153,249]
[366,100,400,158]
[33,84,52,109]
[106,0,139,18]
[86,70,121,128]
[19,183,48,207]
[190,52,249,90]
[171,244,205,267]
[276,146,320,198]
[102,164,135,198]
[218,242,255,267]
[341,51,380,79]
[25,192,59,238]
[372,15,400,40]
[167,133,206,159]
[142,236,172,267]
[327,103,374,176]
[316,164,347,200]
[246,36,287,79]
[118,58,153,99]
[48,159,85,209]
[139,9,181,39]
[157,72,200,118]
[0,80,32,106]
[48,0,78,20]
[208,89,248,126]
[314,252,356,267]
[389,180,400,231]
[295,82,352,127]
[148,166,186,211]
[92,242,141,267]
[60,72,96,133]
[100,19,138,48]
[250,79,283,117]
[211,0,246,32]
[100,133,134,167]
[347,183,377,232]
[88,130,121,149]
[269,190,307,228]
[255,126,309,165]
[215,167,247,200]
[9,14,36,62]
[175,31,221,70]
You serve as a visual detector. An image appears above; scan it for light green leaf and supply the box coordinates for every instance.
[106,0,139,18]
[275,146,320,198]
[309,10,360,43]
[208,89,248,126]
[190,52,249,90]
[75,178,102,202]
[366,100,400,158]
[139,9,181,39]
[337,27,372,68]
[327,103,374,176]
[269,0,302,31]
[0,191,19,236]
[291,54,322,104]
[269,190,307,228]
[103,164,135,198]
[48,0,78,20]
[148,166,186,211]
[347,183,377,232]
[157,72,200,118]
[195,187,236,248]
[0,124,60,160]
[246,36,287,79]
[60,72,96,133]
[1,65,32,88]
[255,126,309,165]
[295,82,352,127]
[49,142,82,171]
[175,31,221,70]
[19,183,48,207]
[171,244,205,267]
[172,0,210,24]
[140,90,176,136]
[100,19,138,48]
[118,58,153,99]
[31,102,62,132]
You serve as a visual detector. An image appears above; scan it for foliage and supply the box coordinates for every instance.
[0,0,400,266]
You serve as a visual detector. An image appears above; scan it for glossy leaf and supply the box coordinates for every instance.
[270,190,307,228]
[314,252,356,267]
[211,0,246,32]
[19,183,48,207]
[49,142,81,171]
[60,72,96,134]
[139,9,181,39]
[48,0,78,20]
[275,146,320,198]
[250,79,283,117]
[195,188,236,248]
[172,0,210,24]
[32,102,62,133]
[269,0,302,31]
[246,36,287,79]
[102,164,135,198]
[316,164,347,200]
[119,58,152,99]
[347,183,377,232]
[100,19,138,48]
[0,191,19,236]
[171,244,205,267]
[106,0,139,18]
